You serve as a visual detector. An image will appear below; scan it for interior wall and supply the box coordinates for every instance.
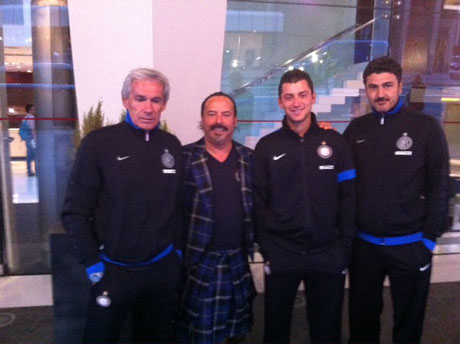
[151,0,227,144]
[67,0,154,125]
[68,0,227,145]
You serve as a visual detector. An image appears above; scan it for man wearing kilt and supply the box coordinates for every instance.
[177,92,255,343]
[176,92,255,344]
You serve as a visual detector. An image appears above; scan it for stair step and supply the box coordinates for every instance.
[312,103,331,113]
[317,95,346,105]
[344,79,365,89]
[244,122,282,148]
[331,88,360,96]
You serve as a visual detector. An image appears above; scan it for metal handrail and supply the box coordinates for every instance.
[229,17,377,97]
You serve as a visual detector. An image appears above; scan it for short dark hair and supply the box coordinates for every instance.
[25,104,34,113]
[201,92,237,117]
[278,69,314,98]
[363,56,402,85]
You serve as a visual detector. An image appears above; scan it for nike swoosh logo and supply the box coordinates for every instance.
[273,153,286,161]
[419,263,431,272]
[117,156,130,161]
[356,139,366,143]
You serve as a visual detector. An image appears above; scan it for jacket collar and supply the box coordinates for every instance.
[125,110,160,132]
[189,137,208,157]
[281,112,321,138]
[372,97,404,117]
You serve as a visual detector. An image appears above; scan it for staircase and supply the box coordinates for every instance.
[241,70,366,149]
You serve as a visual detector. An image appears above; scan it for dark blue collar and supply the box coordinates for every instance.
[125,110,160,131]
[125,110,141,129]
[372,97,404,116]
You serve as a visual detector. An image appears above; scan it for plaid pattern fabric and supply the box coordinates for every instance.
[182,138,254,266]
[176,248,255,344]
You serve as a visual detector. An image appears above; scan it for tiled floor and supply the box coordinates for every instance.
[10,161,38,204]
[0,275,52,308]
[1,251,460,309]
[0,306,54,344]
[1,283,460,344]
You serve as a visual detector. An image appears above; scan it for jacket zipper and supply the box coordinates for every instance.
[299,136,308,255]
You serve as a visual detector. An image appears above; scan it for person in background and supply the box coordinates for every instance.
[22,104,36,176]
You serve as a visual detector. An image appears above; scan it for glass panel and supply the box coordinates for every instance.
[222,0,390,145]
[0,0,76,274]
[390,3,460,169]
[222,0,460,254]
[229,0,391,10]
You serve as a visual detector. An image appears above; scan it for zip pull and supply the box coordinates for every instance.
[380,116,384,125]
[145,131,149,141]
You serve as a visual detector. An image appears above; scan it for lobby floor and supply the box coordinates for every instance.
[0,281,460,344]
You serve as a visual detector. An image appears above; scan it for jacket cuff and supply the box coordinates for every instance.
[422,238,436,251]
[86,261,105,283]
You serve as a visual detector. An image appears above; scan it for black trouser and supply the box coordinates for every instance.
[348,239,432,344]
[83,252,180,344]
[264,270,346,344]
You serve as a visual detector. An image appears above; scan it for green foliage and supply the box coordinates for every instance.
[74,102,174,151]
[160,119,172,134]
[119,109,127,123]
[74,100,106,149]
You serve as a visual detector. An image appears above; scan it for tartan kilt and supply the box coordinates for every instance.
[176,248,255,344]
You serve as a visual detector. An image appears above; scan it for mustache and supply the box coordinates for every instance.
[210,124,229,131]
[376,97,389,102]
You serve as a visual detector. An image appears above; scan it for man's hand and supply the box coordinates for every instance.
[317,121,336,131]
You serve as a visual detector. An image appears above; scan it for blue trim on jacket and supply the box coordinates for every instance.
[372,97,404,116]
[125,110,160,131]
[338,169,356,183]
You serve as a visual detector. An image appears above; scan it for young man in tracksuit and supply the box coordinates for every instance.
[344,56,450,344]
[253,69,356,343]
[62,68,183,344]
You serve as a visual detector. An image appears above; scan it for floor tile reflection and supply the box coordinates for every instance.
[11,161,38,204]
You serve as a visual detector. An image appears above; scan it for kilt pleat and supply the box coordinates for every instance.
[177,248,255,344]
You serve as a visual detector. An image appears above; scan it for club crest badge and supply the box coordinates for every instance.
[317,141,333,159]
[396,133,413,151]
[161,149,175,168]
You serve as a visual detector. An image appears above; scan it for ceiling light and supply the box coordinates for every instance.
[311,53,319,63]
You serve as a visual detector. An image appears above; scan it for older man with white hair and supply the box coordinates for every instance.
[62,68,183,344]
